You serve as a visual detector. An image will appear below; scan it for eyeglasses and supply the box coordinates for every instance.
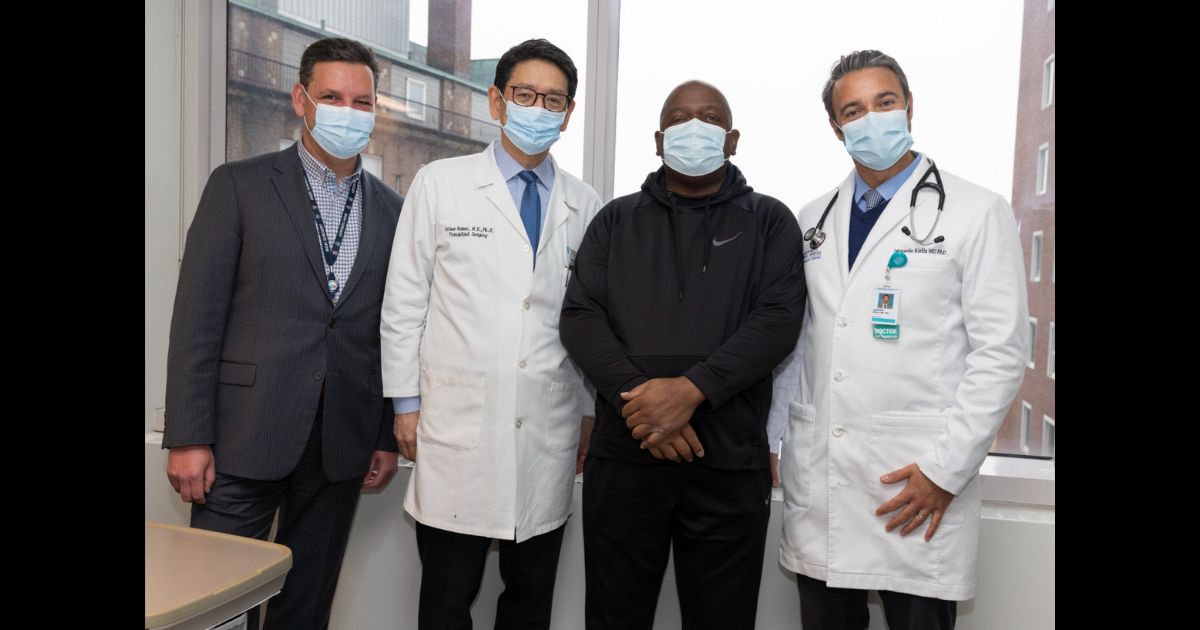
[506,85,570,113]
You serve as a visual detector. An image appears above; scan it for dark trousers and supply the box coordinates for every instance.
[190,408,362,630]
[415,521,567,630]
[796,574,958,630]
[583,457,773,630]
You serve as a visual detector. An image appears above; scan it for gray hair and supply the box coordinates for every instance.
[821,50,911,120]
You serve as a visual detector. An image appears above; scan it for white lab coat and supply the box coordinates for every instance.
[381,142,601,542]
[772,155,1028,600]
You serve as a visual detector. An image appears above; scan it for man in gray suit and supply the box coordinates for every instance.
[164,37,402,630]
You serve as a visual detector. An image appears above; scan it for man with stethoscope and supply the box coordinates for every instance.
[770,50,1029,629]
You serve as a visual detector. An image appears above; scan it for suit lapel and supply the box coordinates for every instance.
[272,146,332,304]
[476,148,531,245]
[831,174,856,287]
[336,173,381,308]
[536,155,577,257]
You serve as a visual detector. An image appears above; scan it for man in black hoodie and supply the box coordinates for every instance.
[560,80,807,630]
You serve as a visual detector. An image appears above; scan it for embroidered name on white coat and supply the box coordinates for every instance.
[444,225,493,239]
[892,246,948,256]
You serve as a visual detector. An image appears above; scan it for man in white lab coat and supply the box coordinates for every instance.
[771,50,1029,629]
[380,39,601,630]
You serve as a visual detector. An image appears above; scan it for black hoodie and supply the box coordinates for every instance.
[560,164,806,470]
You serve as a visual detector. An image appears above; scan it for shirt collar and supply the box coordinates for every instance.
[297,139,363,188]
[854,151,923,205]
[493,141,555,185]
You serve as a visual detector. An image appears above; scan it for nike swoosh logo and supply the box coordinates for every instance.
[712,232,743,247]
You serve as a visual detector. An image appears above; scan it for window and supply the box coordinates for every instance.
[406,77,427,121]
[1042,416,1055,458]
[613,1,1023,213]
[1031,231,1043,282]
[1027,318,1037,368]
[1021,402,1032,454]
[362,154,382,179]
[1037,143,1050,195]
[224,0,588,197]
[406,0,590,180]
[1042,54,1055,108]
[1047,322,1055,379]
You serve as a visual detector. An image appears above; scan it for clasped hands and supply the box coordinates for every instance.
[620,377,706,463]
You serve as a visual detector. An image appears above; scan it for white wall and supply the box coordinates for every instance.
[145,0,183,435]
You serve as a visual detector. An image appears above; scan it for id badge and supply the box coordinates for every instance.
[871,286,900,339]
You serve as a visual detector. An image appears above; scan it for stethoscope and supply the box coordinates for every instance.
[803,160,947,249]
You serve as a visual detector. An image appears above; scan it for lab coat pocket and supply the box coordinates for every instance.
[781,402,817,510]
[868,411,948,581]
[893,257,956,311]
[902,256,953,270]
[544,378,583,451]
[868,411,947,506]
[419,367,487,450]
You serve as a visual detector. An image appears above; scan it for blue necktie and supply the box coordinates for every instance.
[518,170,541,266]
[861,188,885,213]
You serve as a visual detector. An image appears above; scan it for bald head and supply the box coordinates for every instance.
[659,80,733,131]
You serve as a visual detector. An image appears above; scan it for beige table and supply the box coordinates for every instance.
[145,521,292,630]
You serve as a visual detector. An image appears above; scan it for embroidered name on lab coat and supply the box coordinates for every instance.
[445,225,493,239]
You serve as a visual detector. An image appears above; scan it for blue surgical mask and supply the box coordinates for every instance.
[661,118,730,177]
[502,101,566,155]
[303,89,375,159]
[837,108,913,171]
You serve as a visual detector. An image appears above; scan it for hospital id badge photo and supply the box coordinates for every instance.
[871,286,900,339]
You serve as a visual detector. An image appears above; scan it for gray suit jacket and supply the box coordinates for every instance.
[165,144,402,482]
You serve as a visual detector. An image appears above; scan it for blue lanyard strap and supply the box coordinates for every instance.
[303,174,358,294]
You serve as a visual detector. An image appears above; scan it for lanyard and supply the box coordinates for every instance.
[303,174,358,295]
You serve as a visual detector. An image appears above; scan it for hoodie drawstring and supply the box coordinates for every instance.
[667,192,686,301]
[669,197,717,300]
[701,199,713,274]
[648,165,752,301]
